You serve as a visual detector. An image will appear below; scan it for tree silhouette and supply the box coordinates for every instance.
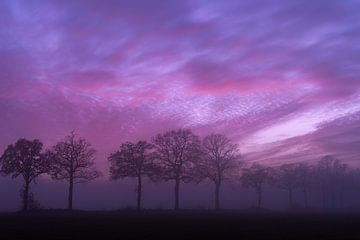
[153,129,201,210]
[0,139,50,211]
[296,162,314,208]
[19,188,43,210]
[197,134,241,210]
[315,155,348,209]
[49,132,100,210]
[109,140,159,210]
[273,163,303,208]
[241,163,272,209]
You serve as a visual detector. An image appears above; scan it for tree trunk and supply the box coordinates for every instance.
[22,181,30,211]
[339,188,344,209]
[303,188,308,208]
[137,175,142,211]
[257,187,262,209]
[288,188,293,209]
[215,182,221,210]
[331,190,336,209]
[174,178,180,210]
[68,175,74,210]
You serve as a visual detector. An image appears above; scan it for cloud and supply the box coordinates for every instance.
[0,0,359,170]
[243,110,360,166]
[60,70,120,91]
[178,0,360,99]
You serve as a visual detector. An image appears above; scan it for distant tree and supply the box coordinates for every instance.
[345,168,360,205]
[315,155,348,209]
[109,140,159,210]
[49,132,100,210]
[0,139,50,211]
[296,162,314,208]
[197,134,241,210]
[273,163,303,208]
[20,189,43,210]
[153,129,202,210]
[241,163,272,209]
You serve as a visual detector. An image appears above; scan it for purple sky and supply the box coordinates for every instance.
[1,0,360,173]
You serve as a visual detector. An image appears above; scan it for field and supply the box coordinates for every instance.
[1,210,360,239]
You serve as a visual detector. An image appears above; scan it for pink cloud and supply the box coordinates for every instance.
[60,70,120,91]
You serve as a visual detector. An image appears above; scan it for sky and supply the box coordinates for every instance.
[1,0,360,174]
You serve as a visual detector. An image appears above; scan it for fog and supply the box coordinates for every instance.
[2,176,360,212]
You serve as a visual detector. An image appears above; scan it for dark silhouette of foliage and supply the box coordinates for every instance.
[19,188,43,210]
[1,132,360,213]
[241,163,272,208]
[0,138,50,211]
[197,134,241,209]
[152,129,202,210]
[49,132,100,210]
[109,140,159,210]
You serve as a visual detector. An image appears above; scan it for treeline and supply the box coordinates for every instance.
[0,129,359,211]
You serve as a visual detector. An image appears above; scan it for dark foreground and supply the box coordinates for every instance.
[1,210,360,240]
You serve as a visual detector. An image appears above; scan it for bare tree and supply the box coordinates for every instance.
[197,134,241,210]
[296,162,314,208]
[273,163,303,208]
[344,168,360,207]
[152,129,201,210]
[315,155,348,209]
[0,139,50,211]
[109,140,159,210]
[50,132,100,210]
[241,163,272,209]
